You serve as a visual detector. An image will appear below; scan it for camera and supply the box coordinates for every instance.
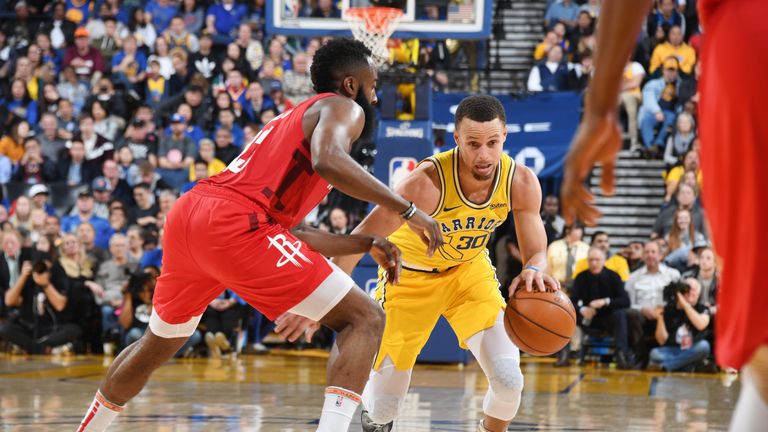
[32,259,49,274]
[663,281,690,307]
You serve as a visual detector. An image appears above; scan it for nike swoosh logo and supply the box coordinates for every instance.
[443,205,462,212]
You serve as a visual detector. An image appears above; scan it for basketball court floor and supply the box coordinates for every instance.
[0,352,738,431]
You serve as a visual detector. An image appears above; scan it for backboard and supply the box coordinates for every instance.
[266,0,491,40]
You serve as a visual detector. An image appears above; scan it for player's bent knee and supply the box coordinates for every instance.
[484,357,523,421]
[367,394,403,424]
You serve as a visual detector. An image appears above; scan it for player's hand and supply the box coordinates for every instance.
[369,236,401,285]
[405,208,444,257]
[561,111,622,226]
[508,268,560,296]
[274,312,320,343]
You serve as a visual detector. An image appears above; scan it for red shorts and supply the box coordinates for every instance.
[699,0,768,368]
[152,183,342,328]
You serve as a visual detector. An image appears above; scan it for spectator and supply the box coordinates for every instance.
[664,150,702,203]
[243,81,275,124]
[44,215,61,240]
[4,78,38,125]
[3,2,37,51]
[117,119,159,167]
[169,103,206,144]
[158,113,197,189]
[38,83,63,118]
[168,51,191,95]
[647,0,686,40]
[128,183,160,230]
[573,231,630,281]
[61,188,110,237]
[55,98,79,140]
[56,66,90,115]
[547,222,590,290]
[62,28,105,84]
[222,68,248,113]
[235,23,263,72]
[182,159,208,193]
[76,222,110,270]
[0,121,30,163]
[203,289,243,358]
[118,270,154,348]
[126,226,144,265]
[638,57,682,157]
[621,60,646,152]
[189,138,226,181]
[625,241,681,365]
[213,127,239,165]
[56,139,99,187]
[311,0,341,18]
[269,81,293,114]
[205,0,248,44]
[566,50,593,91]
[27,184,56,217]
[328,208,351,235]
[127,7,157,52]
[258,59,281,93]
[9,195,33,232]
[179,0,205,35]
[0,257,80,355]
[653,183,707,238]
[135,161,172,194]
[111,35,147,93]
[90,177,113,221]
[663,209,707,271]
[74,114,115,167]
[145,57,170,109]
[215,108,245,145]
[12,137,58,185]
[283,53,315,106]
[91,17,121,66]
[527,45,573,92]
[684,246,718,315]
[565,248,634,369]
[662,112,696,169]
[37,113,67,163]
[139,227,163,270]
[146,0,178,34]
[649,279,711,371]
[90,100,125,142]
[91,233,137,345]
[188,33,218,79]
[116,146,141,186]
[569,11,596,62]
[544,0,580,29]
[0,230,24,319]
[40,2,77,51]
[649,25,696,77]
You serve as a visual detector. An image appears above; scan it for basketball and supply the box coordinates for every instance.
[504,289,577,356]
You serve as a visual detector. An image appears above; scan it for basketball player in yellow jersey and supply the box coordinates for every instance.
[330,95,560,432]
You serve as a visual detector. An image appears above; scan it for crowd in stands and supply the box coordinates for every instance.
[0,0,366,357]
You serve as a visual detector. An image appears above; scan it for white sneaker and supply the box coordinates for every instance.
[103,342,115,356]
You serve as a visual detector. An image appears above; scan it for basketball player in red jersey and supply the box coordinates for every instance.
[77,39,444,432]
[560,1,768,430]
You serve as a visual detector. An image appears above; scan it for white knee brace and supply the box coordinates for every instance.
[482,356,523,421]
[361,356,413,425]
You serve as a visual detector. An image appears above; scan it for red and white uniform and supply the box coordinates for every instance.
[151,93,353,333]
[699,0,768,369]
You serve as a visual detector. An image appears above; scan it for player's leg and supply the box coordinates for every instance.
[360,357,413,430]
[464,311,524,432]
[446,255,521,432]
[730,346,768,431]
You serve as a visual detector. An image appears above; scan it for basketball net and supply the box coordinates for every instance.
[344,7,404,67]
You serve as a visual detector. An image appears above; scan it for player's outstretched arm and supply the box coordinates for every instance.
[309,97,444,255]
[333,162,441,275]
[560,0,651,226]
[508,166,560,295]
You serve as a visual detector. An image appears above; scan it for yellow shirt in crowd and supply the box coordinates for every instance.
[649,42,697,75]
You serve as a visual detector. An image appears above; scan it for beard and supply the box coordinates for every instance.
[354,88,376,141]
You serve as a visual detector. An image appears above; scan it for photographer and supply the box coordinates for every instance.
[649,278,711,372]
[0,257,81,354]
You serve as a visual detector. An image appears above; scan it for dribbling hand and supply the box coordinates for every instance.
[369,236,402,285]
[405,209,444,257]
[275,312,320,343]
[508,268,560,298]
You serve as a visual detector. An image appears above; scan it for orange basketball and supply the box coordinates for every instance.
[504,289,577,356]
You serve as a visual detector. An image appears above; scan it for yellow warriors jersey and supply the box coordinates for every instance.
[388,147,516,271]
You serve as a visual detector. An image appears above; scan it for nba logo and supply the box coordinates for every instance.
[389,157,418,189]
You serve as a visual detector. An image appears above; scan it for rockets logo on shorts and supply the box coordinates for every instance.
[267,234,313,268]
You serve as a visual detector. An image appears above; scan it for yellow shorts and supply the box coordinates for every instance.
[373,253,505,370]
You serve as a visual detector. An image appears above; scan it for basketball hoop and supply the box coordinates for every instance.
[344,7,404,67]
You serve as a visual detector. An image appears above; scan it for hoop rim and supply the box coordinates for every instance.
[343,6,405,20]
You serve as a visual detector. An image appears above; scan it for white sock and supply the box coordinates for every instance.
[729,368,768,432]
[78,390,124,432]
[316,386,361,432]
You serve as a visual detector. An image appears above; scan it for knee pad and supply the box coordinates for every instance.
[483,356,523,421]
[365,395,402,425]
[362,357,412,425]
